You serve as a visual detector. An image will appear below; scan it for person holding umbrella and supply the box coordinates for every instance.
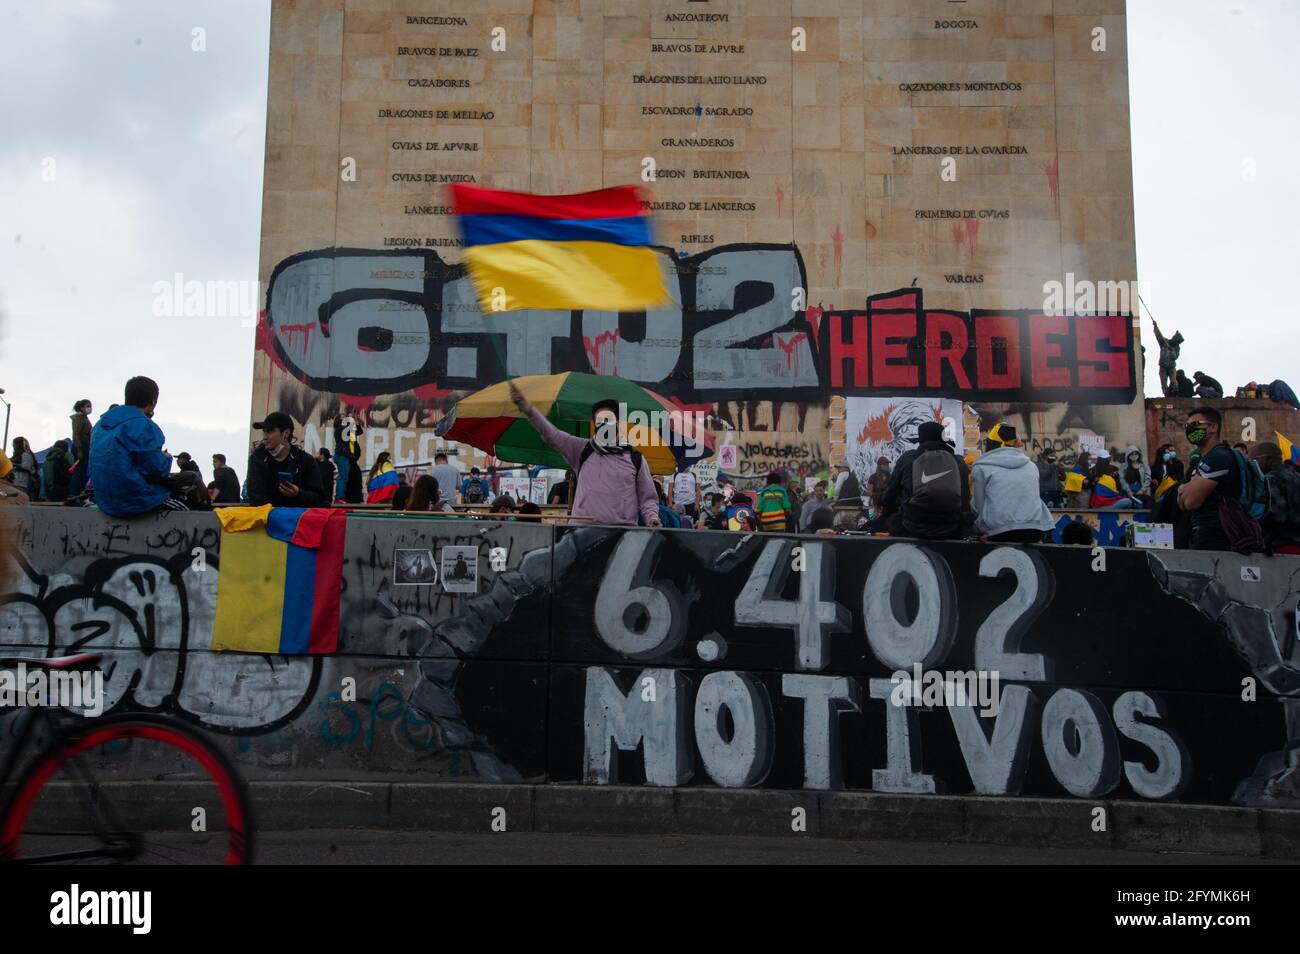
[509,382,660,527]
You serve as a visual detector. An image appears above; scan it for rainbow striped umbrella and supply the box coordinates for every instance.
[437,372,713,475]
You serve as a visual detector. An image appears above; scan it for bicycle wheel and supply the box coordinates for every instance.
[0,714,254,865]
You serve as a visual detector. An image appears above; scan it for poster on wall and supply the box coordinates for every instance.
[440,546,479,594]
[498,476,531,503]
[844,397,964,483]
[718,444,737,470]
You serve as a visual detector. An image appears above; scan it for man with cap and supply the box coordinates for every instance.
[245,411,329,507]
[880,420,971,540]
[970,424,1056,543]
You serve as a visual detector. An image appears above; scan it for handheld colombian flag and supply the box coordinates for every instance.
[1277,431,1300,465]
[211,506,346,654]
[450,184,667,312]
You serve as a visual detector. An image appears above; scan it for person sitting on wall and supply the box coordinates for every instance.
[245,411,329,508]
[1192,371,1224,399]
[406,475,454,513]
[809,506,837,535]
[490,494,518,518]
[1246,379,1300,410]
[695,492,727,530]
[879,421,970,541]
[509,383,660,528]
[0,452,31,506]
[89,376,209,516]
[865,456,892,515]
[208,453,242,504]
[1174,369,1196,398]
[1088,449,1140,509]
[970,424,1056,544]
[1036,450,1065,508]
[1250,442,1300,555]
[799,480,832,532]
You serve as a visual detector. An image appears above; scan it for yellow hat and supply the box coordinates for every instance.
[0,451,11,481]
[987,423,1018,447]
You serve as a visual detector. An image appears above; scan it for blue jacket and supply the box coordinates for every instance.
[89,405,172,516]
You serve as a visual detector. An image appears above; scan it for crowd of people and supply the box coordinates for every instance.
[2,376,1298,557]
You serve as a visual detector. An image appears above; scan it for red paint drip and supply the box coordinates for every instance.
[253,310,289,373]
[583,328,620,375]
[962,215,979,263]
[1042,160,1059,200]
[280,321,317,352]
[776,331,808,371]
[831,224,844,284]
[775,185,785,216]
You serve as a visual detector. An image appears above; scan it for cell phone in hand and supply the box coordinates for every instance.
[277,472,294,484]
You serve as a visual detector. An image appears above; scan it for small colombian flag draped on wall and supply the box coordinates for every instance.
[449,184,668,313]
[211,506,346,654]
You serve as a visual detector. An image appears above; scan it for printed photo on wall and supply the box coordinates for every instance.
[439,545,479,593]
[844,397,964,484]
[394,548,438,586]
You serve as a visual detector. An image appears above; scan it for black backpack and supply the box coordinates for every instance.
[463,476,486,504]
[1264,464,1300,543]
[909,448,962,515]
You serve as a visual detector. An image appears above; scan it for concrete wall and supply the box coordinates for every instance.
[1146,396,1300,459]
[253,1,1147,482]
[2,507,1298,807]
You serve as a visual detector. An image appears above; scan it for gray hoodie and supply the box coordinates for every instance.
[971,446,1057,536]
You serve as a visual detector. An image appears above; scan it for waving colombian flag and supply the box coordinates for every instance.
[366,461,399,503]
[1278,431,1300,465]
[450,184,667,312]
[211,506,345,654]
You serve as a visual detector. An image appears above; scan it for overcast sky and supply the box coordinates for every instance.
[1,0,1296,478]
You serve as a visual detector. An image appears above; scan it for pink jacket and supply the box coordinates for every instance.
[526,407,660,526]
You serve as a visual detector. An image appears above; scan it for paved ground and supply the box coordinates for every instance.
[247,829,1279,865]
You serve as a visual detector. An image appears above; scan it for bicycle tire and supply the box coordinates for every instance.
[0,713,254,865]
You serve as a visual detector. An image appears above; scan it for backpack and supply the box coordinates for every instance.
[756,486,789,530]
[1230,448,1269,520]
[463,477,486,504]
[909,448,962,515]
[1263,465,1300,541]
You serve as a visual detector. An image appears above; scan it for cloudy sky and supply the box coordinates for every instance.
[1,0,1296,478]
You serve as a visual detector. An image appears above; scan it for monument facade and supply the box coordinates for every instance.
[253,0,1143,482]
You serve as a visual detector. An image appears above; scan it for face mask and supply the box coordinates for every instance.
[1163,451,1175,462]
[1185,423,1209,444]
[1128,454,1139,462]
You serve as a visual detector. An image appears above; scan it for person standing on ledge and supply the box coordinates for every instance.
[509,382,660,527]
